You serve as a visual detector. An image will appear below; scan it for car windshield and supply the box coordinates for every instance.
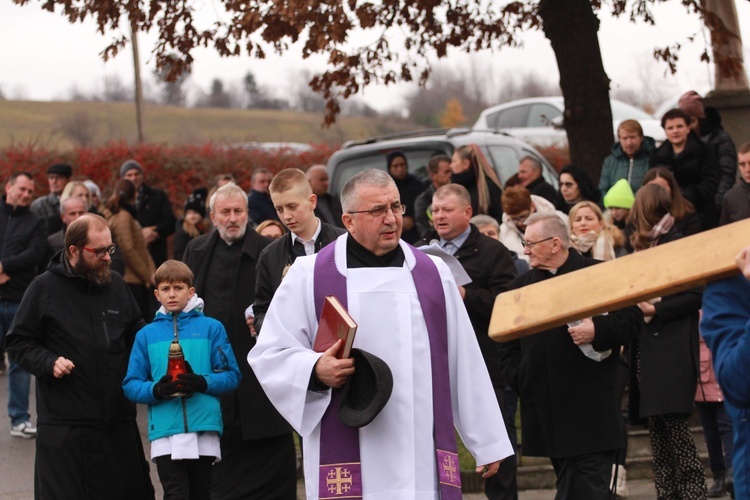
[330,148,442,195]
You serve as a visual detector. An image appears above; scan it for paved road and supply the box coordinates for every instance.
[0,372,658,499]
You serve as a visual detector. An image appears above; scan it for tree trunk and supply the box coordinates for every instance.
[538,0,613,186]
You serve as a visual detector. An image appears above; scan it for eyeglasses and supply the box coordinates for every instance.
[82,245,117,258]
[560,182,576,188]
[520,237,554,249]
[509,211,531,224]
[348,203,406,218]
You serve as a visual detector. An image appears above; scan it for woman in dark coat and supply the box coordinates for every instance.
[628,184,706,499]
[553,164,602,215]
[450,144,504,222]
[651,107,719,230]
[642,167,702,237]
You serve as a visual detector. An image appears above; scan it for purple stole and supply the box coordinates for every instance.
[313,240,462,499]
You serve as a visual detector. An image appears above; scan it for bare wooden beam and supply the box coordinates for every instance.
[489,218,750,342]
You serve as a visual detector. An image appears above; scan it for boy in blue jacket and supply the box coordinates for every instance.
[123,260,241,499]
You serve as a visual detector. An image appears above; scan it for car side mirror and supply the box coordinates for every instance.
[550,116,564,130]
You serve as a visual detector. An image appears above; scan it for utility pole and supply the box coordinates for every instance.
[131,18,145,143]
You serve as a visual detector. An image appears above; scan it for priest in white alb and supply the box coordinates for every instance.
[248,169,513,500]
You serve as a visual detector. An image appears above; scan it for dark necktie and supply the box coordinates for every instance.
[292,240,306,258]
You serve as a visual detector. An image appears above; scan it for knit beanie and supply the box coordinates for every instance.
[120,160,144,178]
[603,179,635,209]
[678,90,705,119]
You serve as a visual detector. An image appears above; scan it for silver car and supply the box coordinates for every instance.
[472,96,665,147]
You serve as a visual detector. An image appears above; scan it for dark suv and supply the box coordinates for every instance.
[325,128,558,195]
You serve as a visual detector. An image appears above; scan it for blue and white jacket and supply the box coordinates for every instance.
[123,295,241,441]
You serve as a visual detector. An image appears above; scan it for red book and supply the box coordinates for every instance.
[313,296,358,359]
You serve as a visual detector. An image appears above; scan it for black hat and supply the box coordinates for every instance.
[338,348,393,428]
[184,188,208,218]
[47,163,73,178]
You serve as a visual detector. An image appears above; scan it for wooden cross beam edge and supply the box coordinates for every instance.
[489,218,750,342]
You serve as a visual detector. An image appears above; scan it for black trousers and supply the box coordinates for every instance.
[155,455,214,500]
[210,422,297,500]
[35,421,154,500]
[485,385,519,500]
[550,451,615,500]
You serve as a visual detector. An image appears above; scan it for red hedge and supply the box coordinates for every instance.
[0,141,337,213]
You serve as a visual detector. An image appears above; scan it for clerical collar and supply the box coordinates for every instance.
[291,218,322,256]
[439,225,471,251]
[346,234,405,268]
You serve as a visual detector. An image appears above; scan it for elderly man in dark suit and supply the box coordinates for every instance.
[182,182,296,500]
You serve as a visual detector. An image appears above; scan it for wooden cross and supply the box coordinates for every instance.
[488,218,750,342]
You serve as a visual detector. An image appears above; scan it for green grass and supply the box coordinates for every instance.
[0,100,423,150]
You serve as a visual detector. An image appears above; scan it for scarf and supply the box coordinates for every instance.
[646,213,675,242]
[570,230,615,261]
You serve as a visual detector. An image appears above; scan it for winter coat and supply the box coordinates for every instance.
[701,106,738,210]
[253,221,345,332]
[629,230,701,420]
[0,196,48,301]
[452,167,504,222]
[247,189,278,225]
[103,207,156,286]
[695,336,724,403]
[701,275,750,500]
[182,228,291,440]
[392,174,428,244]
[136,184,176,267]
[650,131,719,218]
[414,184,437,239]
[418,224,517,386]
[498,250,642,458]
[6,250,145,426]
[122,307,241,441]
[525,176,558,204]
[719,179,750,225]
[599,136,656,194]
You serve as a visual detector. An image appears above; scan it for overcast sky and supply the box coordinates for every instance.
[2,1,749,112]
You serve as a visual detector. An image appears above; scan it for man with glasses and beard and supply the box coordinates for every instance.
[6,214,155,500]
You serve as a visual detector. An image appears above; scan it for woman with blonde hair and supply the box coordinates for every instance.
[102,179,156,321]
[60,181,91,210]
[568,201,624,261]
[450,144,503,221]
[256,219,286,239]
[628,183,706,498]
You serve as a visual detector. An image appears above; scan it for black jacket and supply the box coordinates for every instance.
[498,250,642,458]
[137,184,176,266]
[701,106,738,209]
[314,193,344,228]
[0,197,48,301]
[629,230,701,421]
[526,176,557,204]
[650,131,719,219]
[182,227,292,439]
[393,174,428,244]
[418,225,517,386]
[6,251,145,426]
[247,189,279,225]
[254,222,345,333]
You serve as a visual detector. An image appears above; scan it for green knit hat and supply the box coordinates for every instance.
[603,179,635,209]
